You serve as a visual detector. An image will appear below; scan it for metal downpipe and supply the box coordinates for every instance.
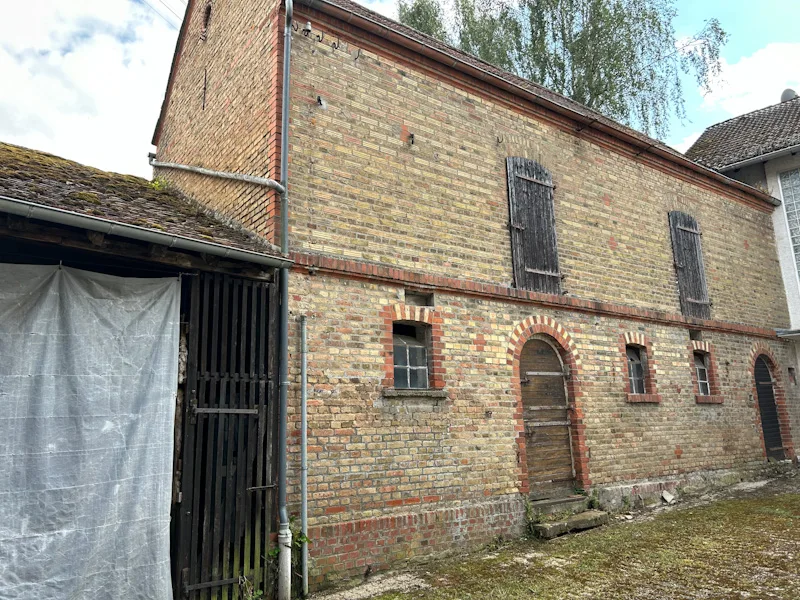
[277,0,294,599]
[300,315,309,597]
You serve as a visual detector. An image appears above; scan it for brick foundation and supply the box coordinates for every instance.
[307,494,526,587]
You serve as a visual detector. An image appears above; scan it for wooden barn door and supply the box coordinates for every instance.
[755,356,785,461]
[520,337,575,499]
[175,273,279,599]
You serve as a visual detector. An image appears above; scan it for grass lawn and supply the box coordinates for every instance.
[368,485,800,599]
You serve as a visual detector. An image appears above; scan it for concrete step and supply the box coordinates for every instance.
[531,510,609,540]
[529,495,589,517]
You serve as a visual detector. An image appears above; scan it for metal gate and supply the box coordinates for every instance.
[755,356,785,461]
[176,273,279,599]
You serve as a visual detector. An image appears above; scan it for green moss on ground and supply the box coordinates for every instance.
[373,494,800,599]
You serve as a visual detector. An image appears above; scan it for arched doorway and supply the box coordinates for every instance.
[754,355,785,460]
[520,336,575,499]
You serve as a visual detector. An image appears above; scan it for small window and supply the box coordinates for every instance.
[694,352,710,395]
[393,323,429,389]
[626,345,646,394]
[788,367,797,386]
[200,3,212,40]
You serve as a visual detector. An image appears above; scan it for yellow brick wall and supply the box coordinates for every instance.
[285,29,788,329]
[289,272,800,584]
[289,273,798,527]
[155,0,282,242]
[156,9,789,330]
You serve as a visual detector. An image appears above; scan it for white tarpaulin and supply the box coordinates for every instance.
[0,265,180,599]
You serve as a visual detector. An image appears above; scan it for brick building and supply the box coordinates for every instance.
[152,0,800,589]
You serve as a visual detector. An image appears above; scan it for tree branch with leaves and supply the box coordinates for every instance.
[397,0,727,139]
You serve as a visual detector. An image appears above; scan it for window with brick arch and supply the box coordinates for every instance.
[694,351,711,395]
[392,322,431,389]
[626,345,647,394]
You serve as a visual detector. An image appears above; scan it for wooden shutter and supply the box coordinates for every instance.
[668,211,711,319]
[506,157,562,294]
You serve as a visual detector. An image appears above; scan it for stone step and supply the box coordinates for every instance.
[531,510,609,540]
[529,495,589,517]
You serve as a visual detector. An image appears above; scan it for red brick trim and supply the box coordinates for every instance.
[620,332,662,403]
[688,340,724,404]
[749,343,795,460]
[292,8,775,214]
[379,303,445,390]
[292,252,781,340]
[507,316,590,493]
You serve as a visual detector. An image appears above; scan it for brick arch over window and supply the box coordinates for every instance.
[507,316,590,493]
[380,303,445,389]
[749,343,795,460]
[619,332,661,403]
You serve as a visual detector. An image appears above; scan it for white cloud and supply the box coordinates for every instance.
[359,0,398,19]
[701,42,800,116]
[0,0,398,179]
[670,131,702,154]
[0,1,181,178]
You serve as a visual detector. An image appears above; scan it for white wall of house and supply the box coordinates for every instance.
[763,153,800,329]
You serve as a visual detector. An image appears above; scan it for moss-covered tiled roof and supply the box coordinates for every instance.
[686,96,800,169]
[0,142,283,259]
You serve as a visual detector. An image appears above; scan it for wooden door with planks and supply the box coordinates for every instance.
[175,273,279,599]
[520,337,576,499]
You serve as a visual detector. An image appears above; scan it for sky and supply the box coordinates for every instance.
[1,0,798,178]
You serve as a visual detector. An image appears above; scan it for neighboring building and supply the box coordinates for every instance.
[152,0,800,593]
[686,92,800,329]
[0,142,289,599]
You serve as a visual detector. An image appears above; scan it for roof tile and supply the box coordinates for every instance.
[0,142,283,260]
[686,96,800,169]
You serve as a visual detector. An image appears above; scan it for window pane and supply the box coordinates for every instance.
[393,345,408,366]
[699,380,710,395]
[779,169,800,278]
[632,376,645,394]
[409,368,428,389]
[394,367,408,389]
[409,346,426,367]
[633,363,644,382]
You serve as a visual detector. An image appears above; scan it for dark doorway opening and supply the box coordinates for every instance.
[754,355,785,461]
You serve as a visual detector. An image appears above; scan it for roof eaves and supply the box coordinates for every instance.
[299,0,780,209]
[777,328,800,340]
[0,193,293,269]
[718,142,800,172]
